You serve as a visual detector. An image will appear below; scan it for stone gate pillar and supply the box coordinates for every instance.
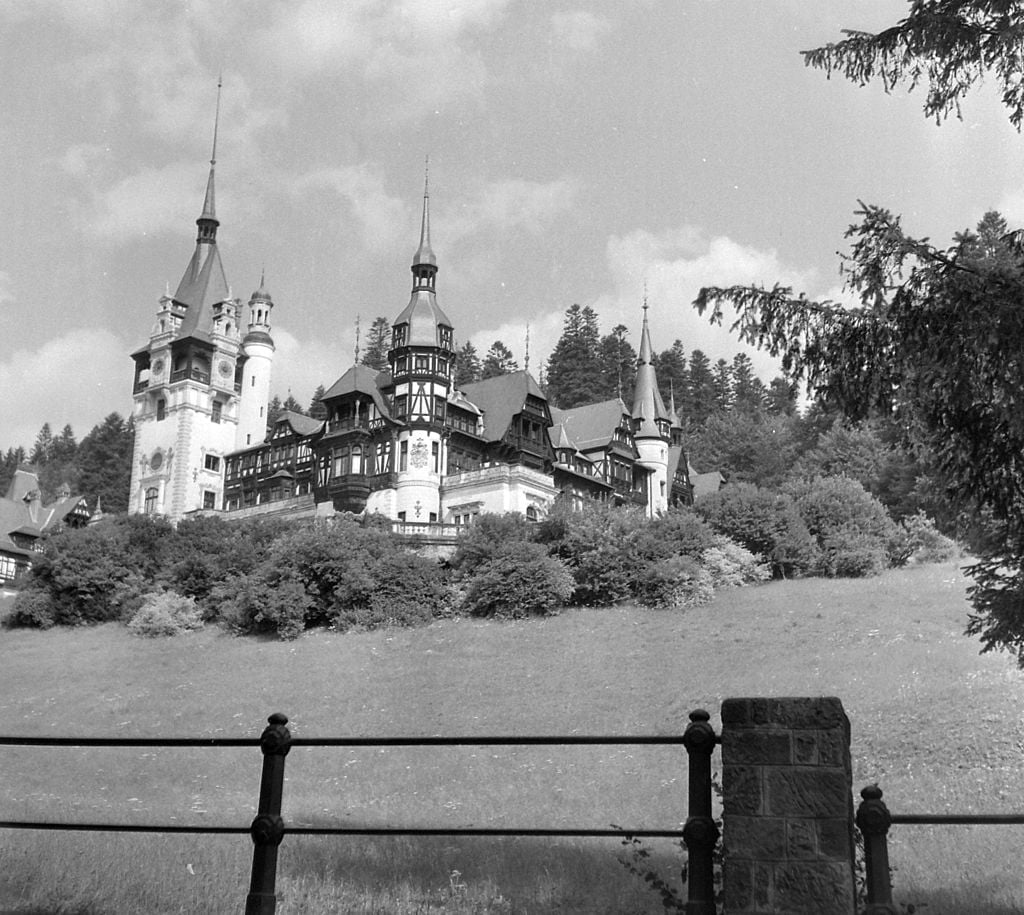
[721,697,855,914]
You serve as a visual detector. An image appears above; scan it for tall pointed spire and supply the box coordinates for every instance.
[413,155,436,270]
[632,292,671,438]
[198,75,222,240]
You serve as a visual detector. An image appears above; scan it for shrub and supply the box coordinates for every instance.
[784,475,906,577]
[332,550,447,631]
[537,499,647,605]
[127,591,204,637]
[701,536,772,589]
[211,572,312,640]
[636,508,718,564]
[462,541,574,619]
[5,588,56,629]
[901,511,960,564]
[634,555,714,609]
[695,483,818,578]
[449,512,534,575]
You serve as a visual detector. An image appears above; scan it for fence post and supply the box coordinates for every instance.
[245,713,292,915]
[682,708,720,915]
[855,785,899,915]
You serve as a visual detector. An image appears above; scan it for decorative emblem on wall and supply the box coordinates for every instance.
[219,360,232,376]
[150,451,163,471]
[410,439,429,469]
[152,358,164,375]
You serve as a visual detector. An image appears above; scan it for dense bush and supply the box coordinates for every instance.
[461,541,574,619]
[695,483,819,578]
[5,588,57,629]
[449,512,534,575]
[127,591,204,637]
[701,536,772,589]
[900,511,960,564]
[536,500,647,605]
[635,508,718,564]
[634,555,714,609]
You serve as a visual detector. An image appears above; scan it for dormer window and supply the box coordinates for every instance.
[393,326,407,348]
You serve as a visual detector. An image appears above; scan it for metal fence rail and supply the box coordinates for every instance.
[856,784,1024,915]
[0,710,721,915]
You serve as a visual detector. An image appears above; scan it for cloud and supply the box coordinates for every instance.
[292,165,411,254]
[260,0,512,116]
[270,325,357,408]
[595,226,820,382]
[0,329,132,452]
[0,271,12,307]
[550,10,612,53]
[76,162,209,241]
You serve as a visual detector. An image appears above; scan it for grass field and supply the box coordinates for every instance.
[1,561,1023,913]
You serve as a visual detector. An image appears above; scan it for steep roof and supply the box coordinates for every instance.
[631,308,671,437]
[550,398,631,452]
[461,371,547,441]
[173,241,230,341]
[0,469,89,560]
[322,364,392,417]
[392,290,453,346]
[274,410,325,437]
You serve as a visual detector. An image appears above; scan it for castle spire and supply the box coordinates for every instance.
[413,156,436,271]
[196,76,222,244]
[632,295,671,437]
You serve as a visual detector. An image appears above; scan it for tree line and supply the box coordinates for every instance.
[1,414,134,513]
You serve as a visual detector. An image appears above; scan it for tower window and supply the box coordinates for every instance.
[211,400,222,424]
[431,441,439,473]
[203,491,216,510]
[204,454,221,472]
[400,440,408,471]
[156,399,166,421]
[144,487,159,514]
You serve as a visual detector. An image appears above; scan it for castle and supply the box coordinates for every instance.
[129,134,695,527]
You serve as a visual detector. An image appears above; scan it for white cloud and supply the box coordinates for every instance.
[271,325,356,408]
[0,271,12,307]
[467,309,565,378]
[550,10,612,53]
[0,329,132,452]
[292,165,411,254]
[596,226,821,383]
[79,162,207,241]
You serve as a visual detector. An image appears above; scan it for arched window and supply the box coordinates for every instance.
[351,445,363,475]
[144,487,159,514]
[526,505,539,523]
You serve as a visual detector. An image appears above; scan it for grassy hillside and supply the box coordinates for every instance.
[0,561,1022,913]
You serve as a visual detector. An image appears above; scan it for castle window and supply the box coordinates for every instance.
[351,445,363,475]
[399,441,408,471]
[204,454,221,472]
[526,505,538,522]
[144,487,159,514]
[211,400,222,424]
[334,447,350,477]
[431,442,439,472]
[394,395,407,419]
[415,355,430,372]
[156,399,166,421]
[203,491,216,510]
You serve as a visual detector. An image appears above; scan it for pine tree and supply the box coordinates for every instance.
[455,342,482,386]
[766,377,799,416]
[480,341,518,380]
[361,317,391,371]
[712,359,733,413]
[309,384,328,420]
[731,353,766,414]
[282,394,305,416]
[687,349,715,426]
[597,325,636,403]
[546,304,602,408]
[656,340,689,420]
[30,423,54,465]
[77,413,133,514]
[0,447,27,496]
[266,395,283,429]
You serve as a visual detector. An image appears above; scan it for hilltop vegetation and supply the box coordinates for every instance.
[6,478,956,640]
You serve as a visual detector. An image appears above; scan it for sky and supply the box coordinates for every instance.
[2,0,1022,452]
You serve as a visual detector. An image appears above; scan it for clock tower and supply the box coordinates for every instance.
[128,83,253,520]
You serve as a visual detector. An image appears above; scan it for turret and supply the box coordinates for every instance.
[237,272,276,449]
[388,169,454,524]
[631,303,671,516]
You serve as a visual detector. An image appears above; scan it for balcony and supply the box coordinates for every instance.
[170,368,210,385]
[133,379,149,394]
[391,521,462,545]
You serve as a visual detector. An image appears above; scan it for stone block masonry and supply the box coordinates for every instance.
[721,697,856,914]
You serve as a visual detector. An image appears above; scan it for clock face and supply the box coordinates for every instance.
[152,359,164,374]
[219,360,232,376]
